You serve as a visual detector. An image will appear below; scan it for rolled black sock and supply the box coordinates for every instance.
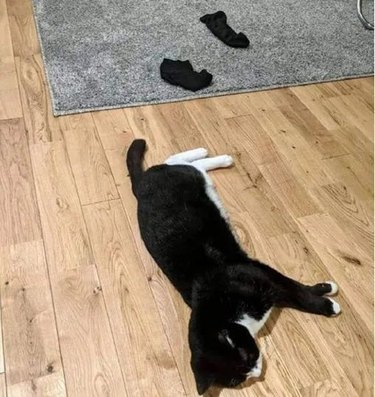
[160,59,212,92]
[200,11,249,48]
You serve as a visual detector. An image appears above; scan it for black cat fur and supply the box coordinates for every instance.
[127,139,340,395]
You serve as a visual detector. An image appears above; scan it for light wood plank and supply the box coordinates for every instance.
[7,373,65,397]
[0,240,65,393]
[51,264,127,397]
[92,109,133,150]
[323,94,374,143]
[30,141,93,273]
[214,90,276,119]
[0,374,5,397]
[312,182,373,253]
[15,55,63,143]
[62,120,119,205]
[277,103,348,160]
[6,0,40,57]
[83,200,185,397]
[0,119,41,247]
[30,141,126,396]
[0,0,22,120]
[184,99,233,153]
[250,108,333,187]
[289,92,341,131]
[0,315,3,375]
[258,157,321,218]
[300,378,358,397]
[320,154,373,203]
[225,114,279,165]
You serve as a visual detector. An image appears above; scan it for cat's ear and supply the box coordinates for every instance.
[191,356,215,395]
[218,329,235,348]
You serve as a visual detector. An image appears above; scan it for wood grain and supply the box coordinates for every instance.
[0,313,3,374]
[5,0,40,57]
[15,55,63,143]
[83,200,185,397]
[62,117,118,205]
[0,240,65,392]
[7,372,66,397]
[323,94,374,142]
[0,374,5,397]
[0,118,41,247]
[92,109,133,150]
[51,264,127,397]
[0,0,22,120]
[29,140,127,396]
[30,141,93,273]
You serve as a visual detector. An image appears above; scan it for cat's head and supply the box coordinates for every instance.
[189,322,262,395]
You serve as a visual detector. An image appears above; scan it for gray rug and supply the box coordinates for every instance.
[32,0,374,115]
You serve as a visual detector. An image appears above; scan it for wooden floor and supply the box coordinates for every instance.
[0,0,374,395]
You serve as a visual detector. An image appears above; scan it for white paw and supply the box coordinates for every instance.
[221,155,234,167]
[325,281,339,296]
[328,298,341,316]
[194,148,209,158]
[166,148,208,163]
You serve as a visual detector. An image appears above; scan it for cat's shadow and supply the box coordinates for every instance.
[205,308,282,397]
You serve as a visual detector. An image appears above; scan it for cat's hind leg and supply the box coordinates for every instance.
[255,262,341,317]
[299,294,341,317]
[308,281,339,296]
[192,155,233,171]
[165,148,208,164]
[278,286,341,317]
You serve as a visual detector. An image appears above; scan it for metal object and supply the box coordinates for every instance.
[357,0,374,30]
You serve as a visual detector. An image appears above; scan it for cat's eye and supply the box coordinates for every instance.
[218,329,235,348]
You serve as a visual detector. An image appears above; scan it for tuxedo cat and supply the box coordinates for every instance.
[127,139,340,395]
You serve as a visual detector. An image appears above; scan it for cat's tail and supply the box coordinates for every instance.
[126,139,146,197]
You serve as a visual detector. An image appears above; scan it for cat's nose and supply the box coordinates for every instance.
[246,354,262,378]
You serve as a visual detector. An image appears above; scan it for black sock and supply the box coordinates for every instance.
[160,59,212,92]
[200,11,249,48]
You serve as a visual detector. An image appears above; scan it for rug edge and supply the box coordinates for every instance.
[51,73,374,116]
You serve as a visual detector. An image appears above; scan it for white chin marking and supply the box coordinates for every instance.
[325,281,338,296]
[328,298,341,316]
[247,355,262,379]
[249,368,262,378]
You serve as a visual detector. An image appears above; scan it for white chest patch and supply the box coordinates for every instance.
[235,308,272,337]
[200,173,228,219]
